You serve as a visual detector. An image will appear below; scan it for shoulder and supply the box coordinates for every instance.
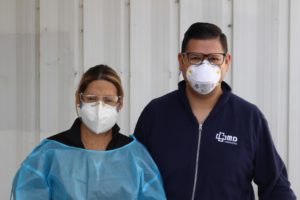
[28,139,64,155]
[152,90,178,104]
[126,137,149,156]
[136,90,179,127]
[229,93,263,116]
[130,137,158,164]
[21,139,62,166]
[143,90,179,112]
[47,118,83,148]
[115,132,133,143]
[107,128,134,150]
[228,93,268,137]
[48,131,68,143]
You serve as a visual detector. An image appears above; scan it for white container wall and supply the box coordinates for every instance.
[83,0,131,133]
[289,0,300,193]
[39,0,83,140]
[0,0,299,199]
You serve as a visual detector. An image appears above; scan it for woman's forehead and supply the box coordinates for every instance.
[84,80,117,95]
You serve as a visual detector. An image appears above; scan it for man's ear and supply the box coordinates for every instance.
[224,53,231,72]
[75,90,80,106]
[225,53,231,65]
[178,53,185,71]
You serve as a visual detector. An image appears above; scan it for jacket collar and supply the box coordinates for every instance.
[177,80,232,125]
[65,118,121,148]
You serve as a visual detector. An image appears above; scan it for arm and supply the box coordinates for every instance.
[253,116,296,200]
[138,172,167,200]
[134,102,153,148]
[137,144,166,200]
[11,159,50,200]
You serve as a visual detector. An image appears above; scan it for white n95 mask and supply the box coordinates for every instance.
[186,60,221,95]
[77,101,118,134]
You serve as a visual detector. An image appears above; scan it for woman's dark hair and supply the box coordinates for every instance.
[76,64,124,103]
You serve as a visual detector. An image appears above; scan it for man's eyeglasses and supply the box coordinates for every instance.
[80,93,121,106]
[182,52,226,65]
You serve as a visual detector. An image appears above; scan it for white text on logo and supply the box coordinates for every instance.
[216,132,238,145]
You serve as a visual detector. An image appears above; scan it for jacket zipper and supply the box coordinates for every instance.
[191,124,203,200]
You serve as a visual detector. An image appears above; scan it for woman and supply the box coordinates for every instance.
[11,65,166,200]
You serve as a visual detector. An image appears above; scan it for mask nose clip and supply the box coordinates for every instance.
[198,59,210,66]
[91,100,105,107]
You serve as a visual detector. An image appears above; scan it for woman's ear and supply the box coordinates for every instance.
[75,91,81,116]
[117,98,123,112]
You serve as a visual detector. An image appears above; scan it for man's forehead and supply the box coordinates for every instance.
[186,38,223,53]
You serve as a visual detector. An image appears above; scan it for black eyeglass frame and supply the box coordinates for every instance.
[182,52,227,66]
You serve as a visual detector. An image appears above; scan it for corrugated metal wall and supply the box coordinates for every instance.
[1,0,299,198]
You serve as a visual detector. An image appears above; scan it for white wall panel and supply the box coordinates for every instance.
[130,0,179,132]
[232,0,258,103]
[1,0,300,198]
[232,0,300,197]
[180,0,233,49]
[0,1,18,198]
[0,0,39,197]
[180,0,233,84]
[274,0,290,164]
[0,0,17,134]
[232,0,293,163]
[15,0,40,165]
[0,1,17,140]
[289,0,300,196]
[39,0,82,139]
[83,0,130,134]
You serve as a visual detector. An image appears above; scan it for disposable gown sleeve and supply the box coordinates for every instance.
[11,163,50,200]
[134,103,166,199]
[253,116,296,200]
[135,141,166,200]
[138,171,166,200]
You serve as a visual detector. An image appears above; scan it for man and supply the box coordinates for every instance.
[134,22,296,199]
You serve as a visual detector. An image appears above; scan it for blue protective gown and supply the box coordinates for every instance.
[11,137,166,200]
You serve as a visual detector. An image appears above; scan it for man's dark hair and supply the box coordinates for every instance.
[181,22,228,53]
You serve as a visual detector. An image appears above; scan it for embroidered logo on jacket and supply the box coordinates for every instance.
[216,132,238,145]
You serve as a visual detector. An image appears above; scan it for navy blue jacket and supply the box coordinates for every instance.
[134,81,296,200]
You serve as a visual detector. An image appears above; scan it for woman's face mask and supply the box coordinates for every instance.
[186,60,221,95]
[77,101,118,134]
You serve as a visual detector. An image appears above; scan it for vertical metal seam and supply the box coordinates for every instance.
[128,0,132,131]
[230,0,234,86]
[127,0,131,134]
[286,0,291,172]
[80,0,84,71]
[35,0,41,142]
